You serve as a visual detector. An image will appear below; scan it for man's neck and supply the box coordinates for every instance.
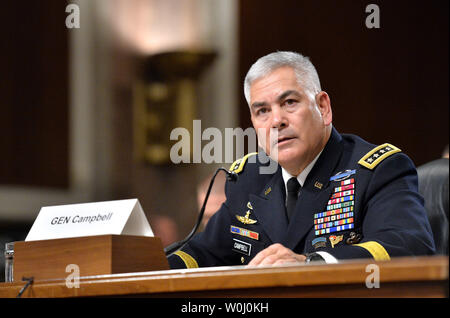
[283,129,331,176]
[282,149,322,185]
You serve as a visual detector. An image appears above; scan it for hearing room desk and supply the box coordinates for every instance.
[0,256,447,298]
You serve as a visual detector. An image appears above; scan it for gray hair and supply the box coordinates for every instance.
[243,51,322,105]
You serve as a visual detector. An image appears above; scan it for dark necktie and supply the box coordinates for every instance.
[286,177,301,222]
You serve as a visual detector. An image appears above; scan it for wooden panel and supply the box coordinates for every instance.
[12,235,169,281]
[0,256,447,298]
[110,235,169,274]
[0,1,69,188]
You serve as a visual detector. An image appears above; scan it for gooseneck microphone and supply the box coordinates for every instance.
[164,167,238,256]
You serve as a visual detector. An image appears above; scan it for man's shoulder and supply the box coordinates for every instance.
[229,151,277,175]
[229,152,259,175]
[340,133,410,171]
[341,133,376,159]
[227,152,277,192]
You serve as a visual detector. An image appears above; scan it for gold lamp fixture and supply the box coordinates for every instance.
[133,50,217,164]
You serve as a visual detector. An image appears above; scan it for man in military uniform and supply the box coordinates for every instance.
[168,51,435,268]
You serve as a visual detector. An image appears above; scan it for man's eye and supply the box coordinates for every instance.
[257,108,268,115]
[284,99,297,106]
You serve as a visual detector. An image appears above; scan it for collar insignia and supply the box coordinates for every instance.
[314,181,323,189]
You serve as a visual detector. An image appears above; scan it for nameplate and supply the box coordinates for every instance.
[25,199,154,241]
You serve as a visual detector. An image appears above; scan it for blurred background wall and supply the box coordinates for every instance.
[0,0,448,280]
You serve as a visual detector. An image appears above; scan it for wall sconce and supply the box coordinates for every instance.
[133,50,216,164]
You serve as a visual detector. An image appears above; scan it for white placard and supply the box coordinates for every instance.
[25,198,154,241]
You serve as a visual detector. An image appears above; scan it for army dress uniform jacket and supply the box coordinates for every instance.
[168,128,435,268]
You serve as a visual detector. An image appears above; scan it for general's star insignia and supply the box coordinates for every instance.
[236,211,257,225]
[358,143,401,170]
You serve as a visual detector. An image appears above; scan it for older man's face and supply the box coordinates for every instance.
[249,66,331,174]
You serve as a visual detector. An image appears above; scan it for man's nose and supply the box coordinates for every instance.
[271,107,287,129]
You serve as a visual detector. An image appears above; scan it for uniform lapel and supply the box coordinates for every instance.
[249,166,289,244]
[284,128,344,250]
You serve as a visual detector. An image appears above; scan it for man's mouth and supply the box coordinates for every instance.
[276,136,295,145]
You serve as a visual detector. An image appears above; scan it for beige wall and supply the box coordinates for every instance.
[76,0,239,238]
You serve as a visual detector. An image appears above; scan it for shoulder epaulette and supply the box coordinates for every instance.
[358,143,401,170]
[229,152,258,174]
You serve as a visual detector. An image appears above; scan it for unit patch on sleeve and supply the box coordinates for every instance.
[358,143,401,170]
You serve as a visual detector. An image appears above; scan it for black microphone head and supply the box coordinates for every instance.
[226,171,238,182]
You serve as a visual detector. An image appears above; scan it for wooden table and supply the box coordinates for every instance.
[0,256,447,298]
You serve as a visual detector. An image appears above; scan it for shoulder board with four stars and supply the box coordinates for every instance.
[229,152,258,174]
[358,143,401,170]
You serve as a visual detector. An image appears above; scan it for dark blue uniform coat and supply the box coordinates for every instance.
[168,128,435,268]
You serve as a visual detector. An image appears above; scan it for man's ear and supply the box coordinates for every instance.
[316,91,332,126]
